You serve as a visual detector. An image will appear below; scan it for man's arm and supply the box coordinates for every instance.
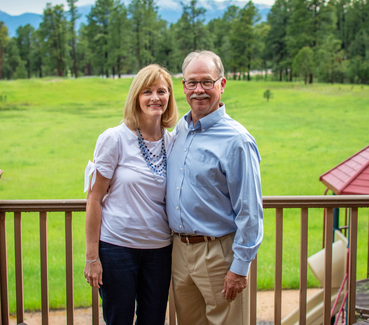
[223,138,263,300]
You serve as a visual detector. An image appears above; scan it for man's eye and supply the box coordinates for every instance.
[187,81,196,87]
[202,80,213,86]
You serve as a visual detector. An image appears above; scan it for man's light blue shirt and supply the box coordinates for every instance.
[166,104,263,276]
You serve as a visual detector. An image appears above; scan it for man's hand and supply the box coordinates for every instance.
[222,271,248,301]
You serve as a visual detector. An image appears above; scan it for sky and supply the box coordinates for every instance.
[1,0,275,16]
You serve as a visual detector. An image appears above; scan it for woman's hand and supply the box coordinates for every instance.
[84,259,103,288]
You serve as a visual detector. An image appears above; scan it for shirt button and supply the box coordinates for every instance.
[202,129,205,132]
[184,149,187,151]
[191,132,194,135]
[180,168,183,171]
[176,207,179,210]
[179,225,182,228]
[177,187,179,190]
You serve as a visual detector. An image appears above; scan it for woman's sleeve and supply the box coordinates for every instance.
[84,128,119,192]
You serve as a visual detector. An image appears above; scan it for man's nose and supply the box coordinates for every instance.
[194,82,205,92]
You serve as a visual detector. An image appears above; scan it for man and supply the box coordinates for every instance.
[166,50,263,325]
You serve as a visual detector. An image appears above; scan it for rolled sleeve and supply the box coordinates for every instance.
[84,128,119,192]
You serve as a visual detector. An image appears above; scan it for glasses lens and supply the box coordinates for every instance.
[185,81,197,89]
[201,80,214,89]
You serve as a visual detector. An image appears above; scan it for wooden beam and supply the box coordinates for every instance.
[40,212,49,325]
[0,212,9,325]
[274,208,283,325]
[348,208,358,324]
[14,212,24,324]
[65,212,74,325]
[299,208,308,325]
[323,208,333,325]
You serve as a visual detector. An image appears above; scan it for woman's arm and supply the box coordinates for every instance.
[84,170,111,288]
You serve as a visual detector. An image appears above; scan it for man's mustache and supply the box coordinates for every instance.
[190,94,211,99]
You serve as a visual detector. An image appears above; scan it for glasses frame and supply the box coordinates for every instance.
[183,77,223,90]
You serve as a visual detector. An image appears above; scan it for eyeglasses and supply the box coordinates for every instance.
[183,77,222,90]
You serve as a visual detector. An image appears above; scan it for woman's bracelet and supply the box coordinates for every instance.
[85,257,100,264]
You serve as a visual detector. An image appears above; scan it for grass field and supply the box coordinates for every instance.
[1,77,369,313]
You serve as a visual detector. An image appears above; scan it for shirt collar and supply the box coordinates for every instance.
[184,103,225,131]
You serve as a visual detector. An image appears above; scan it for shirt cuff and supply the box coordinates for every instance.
[230,259,251,276]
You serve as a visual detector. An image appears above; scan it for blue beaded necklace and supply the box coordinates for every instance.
[137,128,167,183]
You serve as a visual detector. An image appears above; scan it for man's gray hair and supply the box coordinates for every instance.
[182,50,224,78]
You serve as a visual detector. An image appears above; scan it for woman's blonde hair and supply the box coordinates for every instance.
[123,64,178,129]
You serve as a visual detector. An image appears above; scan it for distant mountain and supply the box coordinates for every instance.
[158,1,271,24]
[0,11,42,37]
[1,1,271,38]
[0,4,93,37]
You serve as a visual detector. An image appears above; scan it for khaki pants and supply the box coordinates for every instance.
[172,233,248,325]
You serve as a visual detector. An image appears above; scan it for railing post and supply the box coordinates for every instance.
[0,212,9,325]
[14,212,24,324]
[40,211,49,325]
[250,255,257,325]
[65,212,74,325]
[274,208,283,325]
[348,207,357,325]
[92,287,99,325]
[323,207,333,325]
[299,208,308,325]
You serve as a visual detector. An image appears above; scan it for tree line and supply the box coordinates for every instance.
[0,0,368,84]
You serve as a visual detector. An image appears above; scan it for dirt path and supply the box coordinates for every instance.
[9,289,320,324]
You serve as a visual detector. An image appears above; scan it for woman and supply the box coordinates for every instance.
[84,64,178,325]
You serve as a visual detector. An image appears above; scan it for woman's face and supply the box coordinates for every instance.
[138,77,170,121]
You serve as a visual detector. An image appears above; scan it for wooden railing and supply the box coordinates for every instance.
[1,195,369,325]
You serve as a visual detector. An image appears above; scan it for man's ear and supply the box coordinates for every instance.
[220,77,227,94]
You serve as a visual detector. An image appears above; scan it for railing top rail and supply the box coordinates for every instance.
[262,195,369,208]
[0,199,87,212]
[0,196,369,212]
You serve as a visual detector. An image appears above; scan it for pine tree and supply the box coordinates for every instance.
[67,0,81,78]
[128,0,163,71]
[108,0,132,76]
[1,38,22,79]
[286,0,336,83]
[229,1,260,80]
[175,0,211,58]
[87,0,114,76]
[0,21,9,79]
[16,24,35,78]
[264,0,291,81]
[39,4,68,76]
[293,46,314,84]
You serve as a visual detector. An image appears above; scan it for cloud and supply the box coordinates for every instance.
[156,0,182,10]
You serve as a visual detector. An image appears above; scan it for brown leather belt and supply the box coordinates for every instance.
[175,233,218,244]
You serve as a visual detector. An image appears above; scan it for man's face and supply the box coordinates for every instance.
[183,56,226,123]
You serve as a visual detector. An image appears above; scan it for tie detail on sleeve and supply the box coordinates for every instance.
[84,160,97,193]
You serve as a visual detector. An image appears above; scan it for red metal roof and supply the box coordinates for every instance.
[320,145,369,195]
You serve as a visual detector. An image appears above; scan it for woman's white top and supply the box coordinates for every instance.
[84,123,175,249]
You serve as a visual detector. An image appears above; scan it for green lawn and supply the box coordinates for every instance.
[1,77,368,312]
